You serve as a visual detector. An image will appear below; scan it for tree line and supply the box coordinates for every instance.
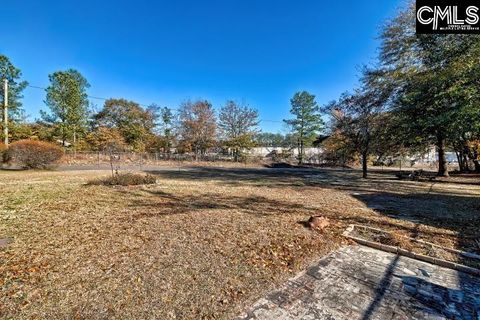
[323,2,480,177]
[0,57,323,161]
[2,2,479,175]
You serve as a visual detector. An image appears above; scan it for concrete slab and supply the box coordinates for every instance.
[236,245,480,320]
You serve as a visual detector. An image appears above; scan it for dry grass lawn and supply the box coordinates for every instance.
[1,166,479,319]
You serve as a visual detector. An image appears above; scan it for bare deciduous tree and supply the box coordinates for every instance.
[178,100,216,160]
[219,100,259,161]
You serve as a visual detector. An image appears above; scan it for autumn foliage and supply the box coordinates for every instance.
[178,100,217,156]
[85,127,127,152]
[0,142,6,157]
[3,140,63,169]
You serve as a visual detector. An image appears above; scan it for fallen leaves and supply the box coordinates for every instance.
[0,168,479,319]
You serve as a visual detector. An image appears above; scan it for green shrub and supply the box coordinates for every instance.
[3,140,63,169]
[89,172,157,186]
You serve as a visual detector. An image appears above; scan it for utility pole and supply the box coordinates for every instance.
[3,79,8,146]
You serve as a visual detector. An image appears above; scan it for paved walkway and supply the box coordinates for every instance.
[237,245,480,320]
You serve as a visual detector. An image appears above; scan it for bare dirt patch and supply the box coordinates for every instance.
[0,167,479,319]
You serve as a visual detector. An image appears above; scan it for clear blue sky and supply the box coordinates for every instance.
[1,0,401,133]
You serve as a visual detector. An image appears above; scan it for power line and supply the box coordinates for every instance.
[27,85,151,107]
[26,84,286,124]
[260,119,284,123]
[27,85,47,90]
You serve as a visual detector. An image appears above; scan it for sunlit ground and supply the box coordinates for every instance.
[1,167,479,319]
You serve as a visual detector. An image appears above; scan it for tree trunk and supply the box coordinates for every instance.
[361,151,368,179]
[61,121,66,147]
[61,127,66,147]
[473,160,480,173]
[455,150,464,172]
[458,148,471,172]
[234,148,239,162]
[73,129,77,157]
[166,135,171,154]
[298,140,304,165]
[472,148,480,173]
[463,154,469,171]
[436,135,449,177]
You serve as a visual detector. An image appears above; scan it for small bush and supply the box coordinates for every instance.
[89,172,157,186]
[3,140,63,169]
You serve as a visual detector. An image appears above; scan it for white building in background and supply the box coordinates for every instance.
[244,145,458,165]
[417,146,457,163]
[247,147,324,157]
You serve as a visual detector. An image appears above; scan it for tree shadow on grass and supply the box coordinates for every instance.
[141,166,479,250]
[144,166,355,188]
[114,188,320,221]
[145,166,480,197]
[142,166,480,318]
[351,192,480,252]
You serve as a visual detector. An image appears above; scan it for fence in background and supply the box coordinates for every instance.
[61,150,328,166]
[62,150,450,169]
[63,151,233,164]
